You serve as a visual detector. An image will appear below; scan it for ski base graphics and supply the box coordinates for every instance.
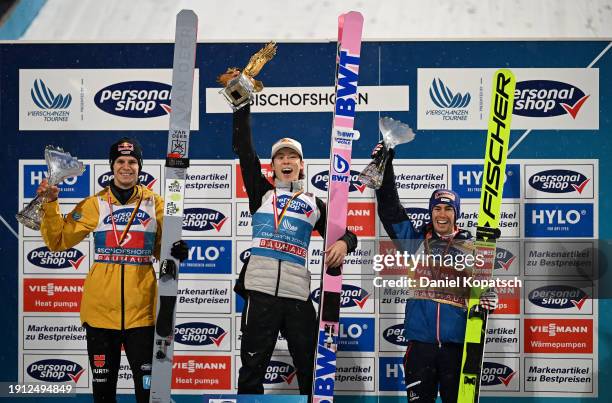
[457,69,516,403]
[149,9,198,403]
[312,11,363,403]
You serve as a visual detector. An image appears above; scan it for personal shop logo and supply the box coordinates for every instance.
[311,169,367,193]
[27,359,86,383]
[513,80,589,119]
[528,169,590,194]
[528,285,589,310]
[182,208,228,232]
[174,322,228,347]
[94,81,171,118]
[311,284,370,309]
[27,246,86,270]
[481,362,517,387]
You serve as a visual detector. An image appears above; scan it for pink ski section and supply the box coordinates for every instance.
[313,11,363,403]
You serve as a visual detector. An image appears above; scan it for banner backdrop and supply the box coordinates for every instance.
[1,40,611,402]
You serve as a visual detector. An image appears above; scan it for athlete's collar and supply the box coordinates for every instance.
[274,178,304,192]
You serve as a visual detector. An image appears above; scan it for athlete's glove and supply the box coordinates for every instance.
[170,240,189,262]
[478,288,499,312]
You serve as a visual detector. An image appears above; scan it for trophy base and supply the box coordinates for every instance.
[220,73,254,111]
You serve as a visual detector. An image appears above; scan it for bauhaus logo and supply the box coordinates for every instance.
[31,79,72,110]
[514,80,589,119]
[94,81,171,118]
[429,78,471,109]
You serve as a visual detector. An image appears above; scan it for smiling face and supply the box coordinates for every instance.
[112,156,140,189]
[431,204,455,235]
[271,147,304,182]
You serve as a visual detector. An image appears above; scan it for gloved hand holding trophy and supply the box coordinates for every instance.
[358,117,416,190]
[16,146,85,230]
[217,41,277,110]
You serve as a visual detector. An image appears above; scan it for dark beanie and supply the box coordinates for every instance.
[109,137,143,172]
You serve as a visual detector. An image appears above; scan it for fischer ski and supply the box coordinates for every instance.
[457,69,516,403]
[149,10,198,403]
[312,11,363,403]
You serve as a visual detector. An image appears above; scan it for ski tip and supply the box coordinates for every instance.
[344,11,364,22]
[177,9,198,21]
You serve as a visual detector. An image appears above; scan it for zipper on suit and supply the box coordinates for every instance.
[274,260,281,296]
[436,302,441,348]
[121,263,125,331]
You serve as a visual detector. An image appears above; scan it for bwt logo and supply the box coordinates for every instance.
[30,79,72,110]
[514,80,589,119]
[429,78,471,108]
[239,248,251,264]
[405,207,430,228]
[174,322,227,346]
[94,81,172,118]
[311,284,370,309]
[311,170,366,193]
[265,360,297,384]
[104,209,151,226]
[183,208,228,232]
[494,247,516,271]
[27,246,86,270]
[481,362,516,387]
[98,170,158,189]
[529,169,590,194]
[275,194,314,216]
[27,359,86,383]
[528,285,589,310]
[383,323,408,346]
[335,50,361,119]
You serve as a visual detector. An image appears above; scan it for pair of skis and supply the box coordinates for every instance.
[312,11,364,403]
[458,69,516,402]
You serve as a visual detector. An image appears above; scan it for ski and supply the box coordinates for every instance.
[312,11,363,403]
[457,69,516,403]
[149,10,198,403]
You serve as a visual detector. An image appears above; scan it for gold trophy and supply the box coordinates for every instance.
[217,41,277,110]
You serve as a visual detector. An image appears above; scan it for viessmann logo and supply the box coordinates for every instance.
[94,81,171,118]
[174,322,228,347]
[514,80,589,119]
[311,284,370,309]
[31,79,72,109]
[528,169,590,194]
[27,246,86,270]
[27,359,86,383]
[429,78,471,108]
